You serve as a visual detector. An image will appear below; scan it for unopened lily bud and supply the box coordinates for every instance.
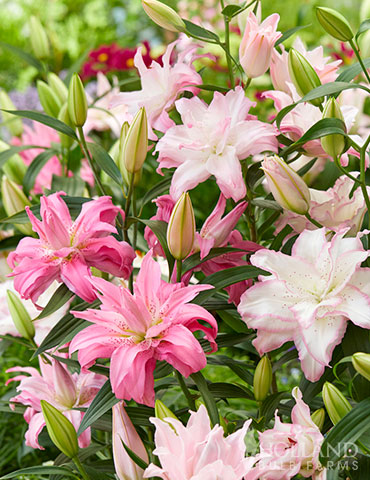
[58,103,74,149]
[316,7,354,42]
[142,0,186,33]
[117,122,142,187]
[0,91,23,137]
[47,73,68,104]
[167,192,195,260]
[0,140,26,184]
[40,400,79,458]
[262,155,311,215]
[1,176,33,236]
[321,98,346,159]
[311,408,325,431]
[288,48,323,106]
[29,16,50,60]
[322,382,352,425]
[352,352,370,382]
[68,74,88,127]
[120,109,148,174]
[155,399,178,421]
[113,402,149,480]
[253,355,272,402]
[6,290,35,340]
[37,80,62,118]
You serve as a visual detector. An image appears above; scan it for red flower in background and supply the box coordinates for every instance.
[81,41,156,80]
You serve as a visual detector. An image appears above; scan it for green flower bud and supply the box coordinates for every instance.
[321,98,346,159]
[311,408,325,431]
[0,91,23,137]
[47,73,68,104]
[322,382,352,425]
[68,74,88,127]
[288,48,323,107]
[352,352,370,382]
[142,0,186,33]
[37,80,62,118]
[58,103,74,149]
[167,192,195,260]
[120,109,148,174]
[29,16,50,60]
[1,176,33,236]
[253,356,272,402]
[40,400,79,458]
[316,7,354,42]
[0,140,26,184]
[6,290,35,340]
[155,399,178,421]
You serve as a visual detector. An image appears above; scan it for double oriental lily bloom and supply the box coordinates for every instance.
[8,192,135,304]
[70,251,218,406]
[238,228,370,382]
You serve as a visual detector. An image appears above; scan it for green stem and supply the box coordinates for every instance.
[77,127,105,195]
[128,188,138,293]
[73,456,91,480]
[334,156,361,184]
[190,371,219,427]
[224,19,235,88]
[305,212,324,229]
[244,77,252,92]
[350,39,370,84]
[359,138,370,232]
[175,370,196,410]
[176,259,182,283]
[123,173,135,244]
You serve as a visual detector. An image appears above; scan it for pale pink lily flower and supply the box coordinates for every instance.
[238,228,370,382]
[275,174,370,236]
[0,280,69,345]
[12,121,93,193]
[144,404,256,480]
[156,86,279,201]
[239,13,282,79]
[84,72,131,137]
[8,192,135,304]
[264,85,358,165]
[250,388,325,479]
[69,251,218,406]
[7,359,106,449]
[110,41,202,140]
[270,37,341,94]
[113,402,148,480]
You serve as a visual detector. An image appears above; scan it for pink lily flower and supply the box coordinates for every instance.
[7,359,106,449]
[156,86,279,201]
[144,404,257,480]
[251,388,325,479]
[8,192,135,304]
[113,402,148,480]
[110,41,202,140]
[239,13,282,79]
[69,251,218,406]
[238,228,370,382]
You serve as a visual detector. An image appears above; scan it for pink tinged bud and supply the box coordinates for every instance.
[120,108,148,174]
[155,399,178,421]
[262,155,311,215]
[40,400,79,458]
[239,13,282,79]
[167,192,195,260]
[52,361,77,408]
[68,74,88,127]
[142,0,186,33]
[6,290,35,340]
[352,352,370,382]
[113,402,148,480]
